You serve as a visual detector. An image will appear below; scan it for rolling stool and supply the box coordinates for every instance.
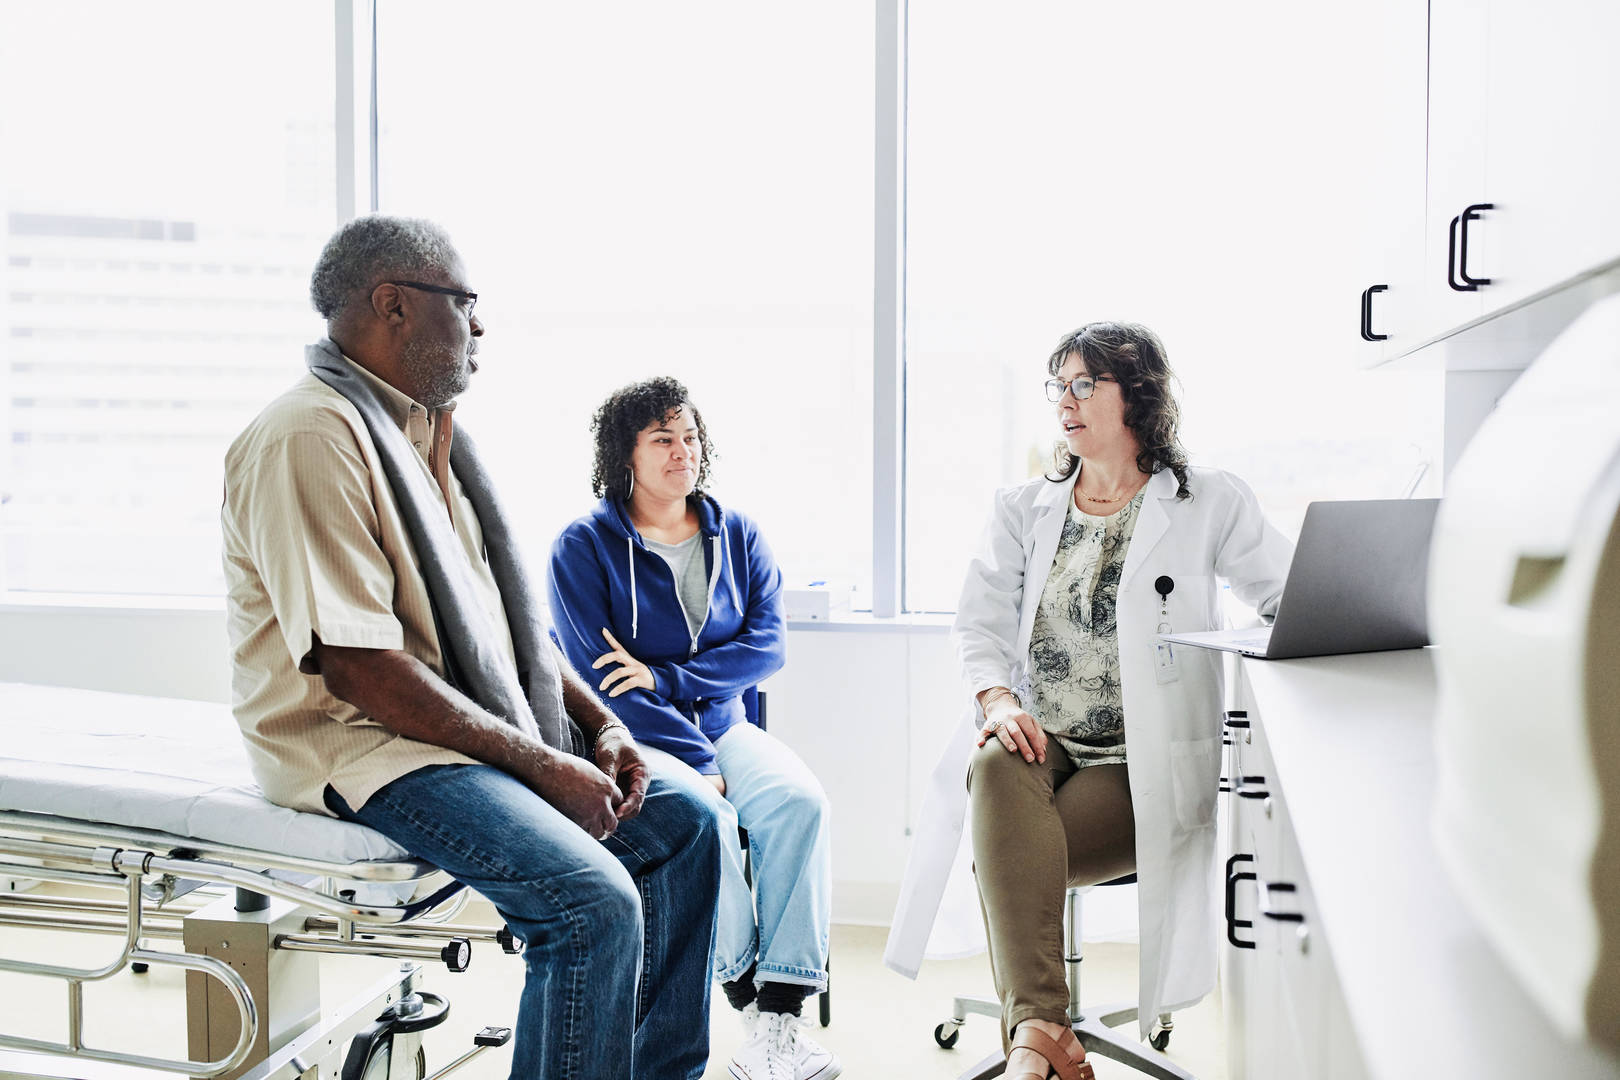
[738,688,831,1027]
[932,875,1196,1080]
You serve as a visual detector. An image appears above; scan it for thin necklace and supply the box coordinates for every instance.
[1076,474,1140,505]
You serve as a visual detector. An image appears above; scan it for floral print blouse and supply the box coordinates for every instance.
[1026,489,1145,768]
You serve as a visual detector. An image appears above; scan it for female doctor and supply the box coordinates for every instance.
[884,322,1292,1080]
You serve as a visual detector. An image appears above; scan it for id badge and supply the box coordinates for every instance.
[1153,639,1181,684]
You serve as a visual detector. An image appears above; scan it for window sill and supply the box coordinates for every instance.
[0,592,226,616]
[785,610,952,633]
[0,592,954,633]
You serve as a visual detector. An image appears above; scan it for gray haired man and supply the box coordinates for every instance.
[221,214,721,1079]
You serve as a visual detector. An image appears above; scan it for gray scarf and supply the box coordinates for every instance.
[306,339,584,757]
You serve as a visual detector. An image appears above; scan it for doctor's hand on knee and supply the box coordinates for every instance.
[975,687,1046,764]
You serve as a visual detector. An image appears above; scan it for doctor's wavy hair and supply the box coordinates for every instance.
[589,376,714,500]
[1046,321,1192,500]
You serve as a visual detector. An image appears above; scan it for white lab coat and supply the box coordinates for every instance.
[884,464,1292,1035]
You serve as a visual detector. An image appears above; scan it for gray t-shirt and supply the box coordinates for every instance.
[644,532,709,640]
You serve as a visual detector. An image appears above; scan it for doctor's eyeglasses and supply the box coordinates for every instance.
[1044,374,1118,402]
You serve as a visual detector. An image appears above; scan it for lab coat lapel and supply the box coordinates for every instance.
[1121,470,1178,591]
[1016,470,1077,656]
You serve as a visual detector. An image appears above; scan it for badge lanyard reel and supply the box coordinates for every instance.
[1153,575,1180,684]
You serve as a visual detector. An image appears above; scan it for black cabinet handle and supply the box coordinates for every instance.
[1233,774,1269,800]
[1448,203,1494,291]
[1360,285,1389,341]
[1259,880,1306,924]
[1225,854,1257,949]
[1223,710,1250,730]
[1459,202,1494,287]
[1447,214,1469,291]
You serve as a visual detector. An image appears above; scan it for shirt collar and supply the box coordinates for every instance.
[336,352,457,432]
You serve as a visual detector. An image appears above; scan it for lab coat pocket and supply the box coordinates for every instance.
[1160,574,1214,632]
[1168,735,1223,830]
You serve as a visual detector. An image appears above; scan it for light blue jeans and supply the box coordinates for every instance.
[640,721,832,990]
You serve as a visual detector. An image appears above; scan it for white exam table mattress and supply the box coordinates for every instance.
[0,681,411,866]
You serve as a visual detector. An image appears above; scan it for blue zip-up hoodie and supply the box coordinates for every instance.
[547,493,786,774]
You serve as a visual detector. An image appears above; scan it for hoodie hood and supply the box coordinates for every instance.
[588,492,725,640]
[589,491,724,545]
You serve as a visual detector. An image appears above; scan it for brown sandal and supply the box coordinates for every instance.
[1007,1024,1095,1080]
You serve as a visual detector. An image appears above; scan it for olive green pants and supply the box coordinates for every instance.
[967,740,1137,1044]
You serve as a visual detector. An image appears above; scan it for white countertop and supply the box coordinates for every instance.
[1240,648,1619,1080]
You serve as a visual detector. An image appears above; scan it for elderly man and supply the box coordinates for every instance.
[221,215,720,1080]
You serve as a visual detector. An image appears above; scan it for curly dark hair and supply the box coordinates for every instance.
[1045,321,1192,499]
[589,376,715,500]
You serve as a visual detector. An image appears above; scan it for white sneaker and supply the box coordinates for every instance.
[728,1009,794,1080]
[778,1014,841,1080]
[730,1011,842,1080]
[739,1002,761,1038]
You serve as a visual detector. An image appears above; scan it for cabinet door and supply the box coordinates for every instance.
[1482,0,1620,309]
[1422,0,1491,337]
[1355,0,1429,364]
[1269,808,1328,1079]
[1220,725,1252,1080]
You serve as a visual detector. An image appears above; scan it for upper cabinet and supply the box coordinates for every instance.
[1482,0,1620,310]
[1361,0,1620,363]
[1421,0,1491,341]
[1354,0,1430,364]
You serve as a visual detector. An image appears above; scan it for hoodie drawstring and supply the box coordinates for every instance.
[627,535,639,639]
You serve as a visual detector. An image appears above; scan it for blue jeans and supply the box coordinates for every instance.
[640,721,832,990]
[325,764,720,1080]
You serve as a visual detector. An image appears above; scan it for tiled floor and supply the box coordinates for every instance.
[0,895,1224,1079]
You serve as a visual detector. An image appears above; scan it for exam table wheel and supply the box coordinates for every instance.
[933,1021,961,1049]
[341,1037,425,1080]
[1150,1028,1172,1052]
[342,991,448,1080]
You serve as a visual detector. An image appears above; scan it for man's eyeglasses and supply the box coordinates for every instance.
[391,281,478,319]
[1044,374,1117,402]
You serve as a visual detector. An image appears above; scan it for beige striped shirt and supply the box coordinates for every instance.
[222,353,518,815]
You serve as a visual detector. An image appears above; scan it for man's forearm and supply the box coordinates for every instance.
[554,643,624,739]
[314,641,556,784]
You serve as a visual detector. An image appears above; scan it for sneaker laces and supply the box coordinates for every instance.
[762,1012,800,1079]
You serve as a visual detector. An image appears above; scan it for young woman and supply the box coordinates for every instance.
[548,376,838,1080]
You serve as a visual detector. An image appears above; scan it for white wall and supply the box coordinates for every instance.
[0,602,957,926]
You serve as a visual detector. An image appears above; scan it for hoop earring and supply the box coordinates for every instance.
[625,468,634,499]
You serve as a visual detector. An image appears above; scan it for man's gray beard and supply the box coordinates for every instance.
[401,335,468,408]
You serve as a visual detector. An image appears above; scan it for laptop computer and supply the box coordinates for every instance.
[1159,498,1441,659]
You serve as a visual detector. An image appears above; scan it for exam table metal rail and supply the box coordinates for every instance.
[0,810,513,1080]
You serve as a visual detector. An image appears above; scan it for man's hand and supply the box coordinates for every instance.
[594,724,649,822]
[535,754,623,840]
[592,628,657,698]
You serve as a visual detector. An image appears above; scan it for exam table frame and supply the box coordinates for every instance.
[0,808,515,1080]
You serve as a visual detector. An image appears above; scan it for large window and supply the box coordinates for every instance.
[903,2,1443,611]
[0,2,1445,613]
[376,2,874,593]
[0,2,335,595]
